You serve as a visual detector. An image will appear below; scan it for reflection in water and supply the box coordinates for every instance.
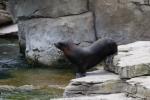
[0,38,74,100]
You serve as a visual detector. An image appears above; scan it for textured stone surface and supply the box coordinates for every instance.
[17,22,26,54]
[0,0,11,26]
[0,85,39,92]
[0,10,12,25]
[0,85,16,92]
[125,76,150,100]
[54,93,137,100]
[17,85,36,92]
[0,24,18,36]
[64,69,126,97]
[8,0,88,21]
[0,0,7,10]
[89,0,150,44]
[18,12,95,66]
[105,41,150,78]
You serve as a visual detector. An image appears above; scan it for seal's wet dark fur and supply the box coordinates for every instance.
[54,38,118,78]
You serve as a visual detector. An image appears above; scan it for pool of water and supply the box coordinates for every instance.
[0,38,74,100]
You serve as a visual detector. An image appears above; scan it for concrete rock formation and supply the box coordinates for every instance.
[64,69,126,97]
[54,93,135,100]
[8,0,88,21]
[0,0,12,26]
[7,0,150,67]
[89,0,150,44]
[126,76,150,99]
[0,24,18,36]
[0,10,12,26]
[8,0,96,66]
[105,41,150,78]
[59,41,150,100]
[20,12,95,66]
[6,0,150,99]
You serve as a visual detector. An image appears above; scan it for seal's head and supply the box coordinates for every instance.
[54,40,75,50]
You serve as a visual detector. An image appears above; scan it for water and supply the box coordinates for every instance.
[0,38,74,100]
[0,38,28,72]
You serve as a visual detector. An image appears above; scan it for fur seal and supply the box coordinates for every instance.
[54,38,118,78]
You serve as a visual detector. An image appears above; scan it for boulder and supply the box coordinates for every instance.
[0,85,16,92]
[0,0,7,10]
[89,0,150,44]
[0,3,4,10]
[0,85,38,93]
[64,69,126,97]
[8,0,88,21]
[0,24,18,37]
[125,76,150,100]
[0,10,12,25]
[18,12,96,66]
[105,41,150,78]
[17,85,36,92]
[54,93,137,100]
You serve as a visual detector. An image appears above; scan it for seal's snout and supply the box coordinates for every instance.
[54,42,62,50]
[54,43,59,48]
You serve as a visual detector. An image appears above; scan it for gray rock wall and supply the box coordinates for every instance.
[0,0,12,26]
[8,0,88,21]
[8,0,96,66]
[89,0,150,44]
[61,41,150,100]
[8,0,150,66]
[21,13,95,66]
